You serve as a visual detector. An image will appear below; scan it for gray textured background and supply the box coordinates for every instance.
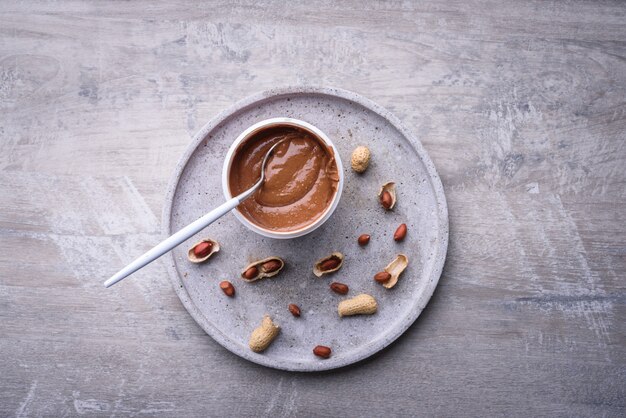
[1,1,625,417]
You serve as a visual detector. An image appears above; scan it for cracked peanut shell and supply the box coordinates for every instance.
[383,254,408,289]
[313,252,344,277]
[187,239,220,263]
[241,257,285,282]
[378,182,397,210]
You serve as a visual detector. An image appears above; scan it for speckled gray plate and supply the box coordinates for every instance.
[163,86,448,371]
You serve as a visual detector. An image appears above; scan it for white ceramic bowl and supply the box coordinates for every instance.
[222,117,344,239]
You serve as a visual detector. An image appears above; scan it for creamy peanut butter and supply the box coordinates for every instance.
[229,125,339,232]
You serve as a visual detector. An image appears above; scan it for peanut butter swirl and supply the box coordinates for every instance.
[229,126,339,232]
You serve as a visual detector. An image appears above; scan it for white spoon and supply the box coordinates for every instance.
[103,140,285,288]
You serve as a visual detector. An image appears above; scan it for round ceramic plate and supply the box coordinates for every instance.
[163,86,448,371]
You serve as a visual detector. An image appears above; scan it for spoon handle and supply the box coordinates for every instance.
[103,196,241,288]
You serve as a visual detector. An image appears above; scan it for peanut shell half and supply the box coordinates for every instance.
[378,182,397,210]
[383,253,408,289]
[313,252,344,277]
[241,257,285,282]
[187,239,220,264]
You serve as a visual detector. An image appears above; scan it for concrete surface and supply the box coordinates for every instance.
[0,1,625,416]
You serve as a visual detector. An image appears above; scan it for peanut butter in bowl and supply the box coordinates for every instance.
[228,124,340,233]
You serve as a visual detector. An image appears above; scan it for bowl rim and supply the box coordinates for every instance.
[221,117,344,239]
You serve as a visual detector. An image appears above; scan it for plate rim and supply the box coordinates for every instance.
[162,86,449,372]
